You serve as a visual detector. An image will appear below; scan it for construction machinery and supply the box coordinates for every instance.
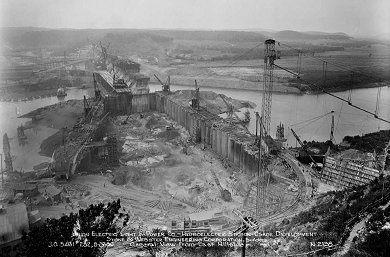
[218,94,236,122]
[3,133,13,172]
[112,64,127,88]
[330,113,335,143]
[83,96,92,117]
[17,124,27,145]
[254,39,278,219]
[191,80,200,110]
[93,73,101,100]
[290,128,322,171]
[243,109,251,124]
[154,74,171,93]
[218,94,249,126]
[210,168,232,202]
[96,41,110,70]
[261,39,278,139]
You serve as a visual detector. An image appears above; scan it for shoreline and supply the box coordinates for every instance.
[153,80,388,96]
[1,77,387,103]
[0,85,92,103]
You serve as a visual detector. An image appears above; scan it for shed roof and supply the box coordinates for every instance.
[42,185,62,197]
[188,210,221,221]
[0,203,29,244]
[13,184,38,191]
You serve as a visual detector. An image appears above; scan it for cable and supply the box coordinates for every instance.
[277,41,388,84]
[279,42,388,118]
[272,63,390,124]
[290,111,334,127]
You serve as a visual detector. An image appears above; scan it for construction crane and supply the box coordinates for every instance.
[290,128,321,171]
[83,96,92,117]
[2,133,13,172]
[261,39,278,139]
[254,39,278,220]
[93,73,101,100]
[218,94,240,122]
[330,113,335,142]
[153,74,171,93]
[218,94,234,121]
[210,168,232,201]
[188,80,201,110]
[218,94,252,135]
[98,41,110,70]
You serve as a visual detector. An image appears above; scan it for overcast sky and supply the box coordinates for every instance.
[1,0,389,37]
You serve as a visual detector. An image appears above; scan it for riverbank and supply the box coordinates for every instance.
[301,81,389,95]
[20,99,85,157]
[165,75,303,94]
[151,75,388,95]
[20,99,84,129]
[0,77,94,102]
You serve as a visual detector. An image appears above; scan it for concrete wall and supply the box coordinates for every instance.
[101,90,260,176]
[156,92,259,176]
[104,93,156,115]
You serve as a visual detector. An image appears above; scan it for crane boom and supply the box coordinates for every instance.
[290,128,304,146]
[290,128,320,170]
[153,74,165,86]
[218,94,251,134]
[154,74,171,93]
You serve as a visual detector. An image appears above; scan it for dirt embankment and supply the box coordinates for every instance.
[39,131,63,157]
[20,99,85,157]
[20,99,84,129]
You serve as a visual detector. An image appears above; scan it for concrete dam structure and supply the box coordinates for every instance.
[155,92,261,176]
[94,70,262,177]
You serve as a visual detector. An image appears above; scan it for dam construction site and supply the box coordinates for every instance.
[1,35,390,257]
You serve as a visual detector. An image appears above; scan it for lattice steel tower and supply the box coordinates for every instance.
[261,39,277,137]
[256,39,277,219]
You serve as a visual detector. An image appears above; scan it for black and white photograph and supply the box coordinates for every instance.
[0,0,389,256]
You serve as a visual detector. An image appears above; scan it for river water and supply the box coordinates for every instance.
[0,88,94,172]
[0,85,389,171]
[149,84,390,146]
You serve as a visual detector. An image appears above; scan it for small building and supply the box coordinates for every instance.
[40,185,62,203]
[13,184,39,198]
[28,210,42,228]
[0,203,30,257]
[113,59,141,74]
[170,210,233,234]
[187,210,231,227]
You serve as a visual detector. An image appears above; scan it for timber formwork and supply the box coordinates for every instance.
[321,156,380,189]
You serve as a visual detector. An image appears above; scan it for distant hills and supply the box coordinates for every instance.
[0,27,267,46]
[274,30,352,40]
[0,27,369,57]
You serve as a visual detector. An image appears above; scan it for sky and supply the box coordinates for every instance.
[0,0,389,37]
